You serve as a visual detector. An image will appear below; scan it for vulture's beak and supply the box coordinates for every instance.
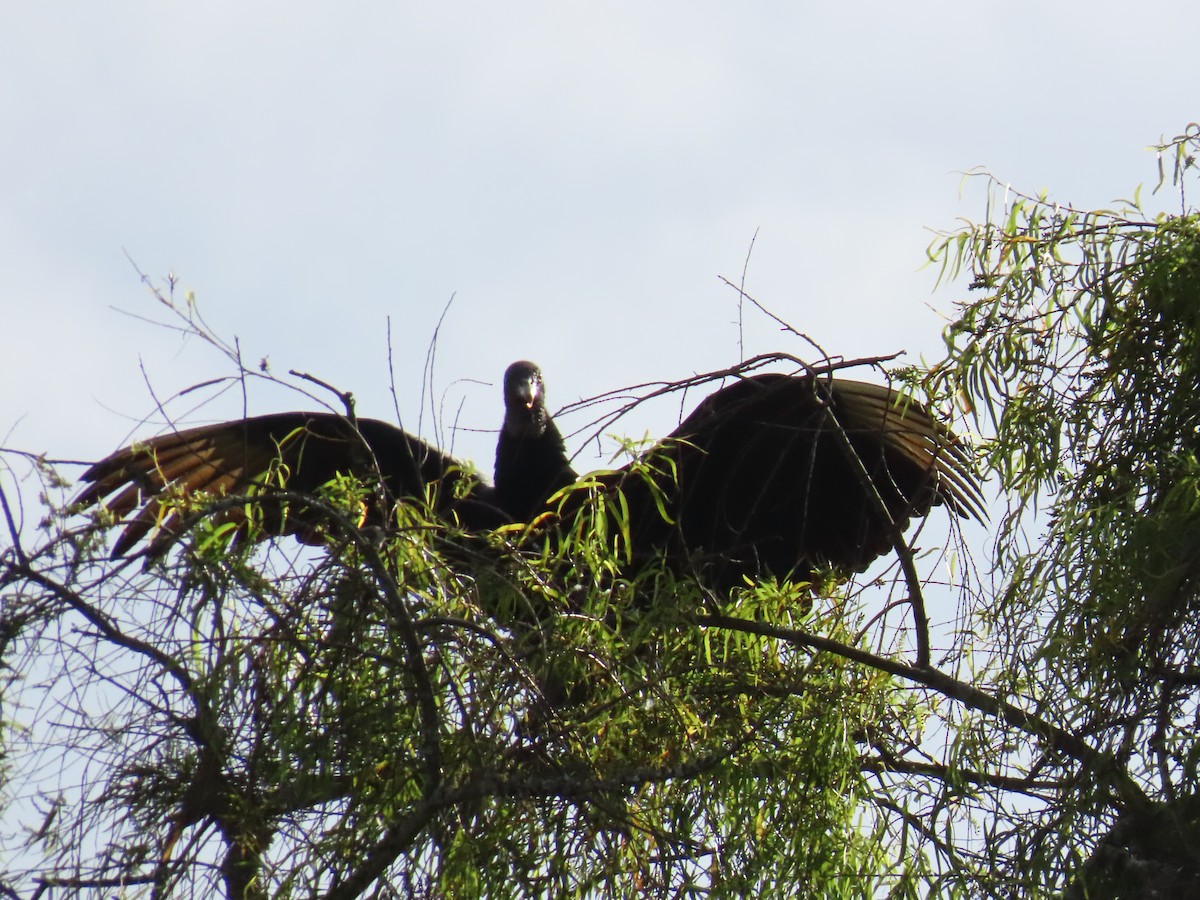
[517,378,540,410]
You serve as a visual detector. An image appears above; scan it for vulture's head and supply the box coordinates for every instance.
[502,360,551,438]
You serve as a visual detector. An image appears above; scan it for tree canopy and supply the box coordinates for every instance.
[5,125,1200,898]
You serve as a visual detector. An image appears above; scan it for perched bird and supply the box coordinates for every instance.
[77,359,983,586]
[493,360,578,522]
[494,362,984,587]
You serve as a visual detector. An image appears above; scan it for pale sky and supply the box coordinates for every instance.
[2,1,1196,491]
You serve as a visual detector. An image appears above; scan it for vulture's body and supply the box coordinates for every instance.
[494,364,983,587]
[77,359,983,587]
[493,361,578,522]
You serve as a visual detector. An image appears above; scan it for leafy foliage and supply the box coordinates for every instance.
[1,444,917,898]
[923,124,1200,894]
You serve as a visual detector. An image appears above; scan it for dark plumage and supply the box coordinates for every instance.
[493,363,984,587]
[493,361,578,522]
[76,360,983,588]
[76,413,493,556]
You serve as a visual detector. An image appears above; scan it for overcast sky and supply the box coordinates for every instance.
[2,1,1197,491]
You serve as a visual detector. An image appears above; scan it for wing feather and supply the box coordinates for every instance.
[77,412,492,555]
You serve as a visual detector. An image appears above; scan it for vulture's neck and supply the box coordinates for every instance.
[495,405,576,521]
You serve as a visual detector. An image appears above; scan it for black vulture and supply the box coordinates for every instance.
[496,361,984,588]
[77,358,983,585]
[494,360,579,522]
[75,412,497,556]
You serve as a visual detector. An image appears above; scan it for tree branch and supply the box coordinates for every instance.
[696,612,1152,812]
